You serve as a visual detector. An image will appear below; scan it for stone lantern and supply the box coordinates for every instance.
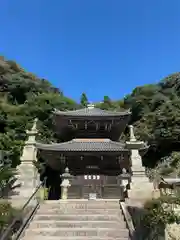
[118,168,131,200]
[60,167,73,200]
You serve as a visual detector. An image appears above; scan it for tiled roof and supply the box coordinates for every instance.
[53,108,131,117]
[36,138,128,152]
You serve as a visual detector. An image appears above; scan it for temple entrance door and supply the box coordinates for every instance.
[68,174,125,200]
[82,174,102,199]
[68,174,103,199]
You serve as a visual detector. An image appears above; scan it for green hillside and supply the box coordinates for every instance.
[97,74,180,167]
[0,57,78,167]
[1,56,180,168]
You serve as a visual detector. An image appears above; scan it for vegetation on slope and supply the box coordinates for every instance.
[96,74,180,168]
[1,56,180,169]
[0,56,78,168]
[2,57,180,238]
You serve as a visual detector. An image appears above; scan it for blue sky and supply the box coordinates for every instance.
[1,1,180,102]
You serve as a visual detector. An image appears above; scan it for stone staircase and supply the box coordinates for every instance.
[21,200,130,240]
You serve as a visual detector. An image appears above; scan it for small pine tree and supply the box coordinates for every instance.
[80,93,88,107]
[100,95,112,110]
[103,95,111,104]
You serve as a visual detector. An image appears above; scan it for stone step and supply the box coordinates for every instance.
[30,220,126,228]
[43,200,119,204]
[37,208,122,215]
[34,214,124,221]
[44,200,119,202]
[24,227,129,238]
[41,204,120,209]
[22,236,129,240]
[42,206,121,210]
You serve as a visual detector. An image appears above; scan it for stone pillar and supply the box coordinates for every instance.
[11,119,39,205]
[126,125,154,201]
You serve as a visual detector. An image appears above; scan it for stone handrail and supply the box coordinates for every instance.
[119,201,135,239]
[0,178,46,240]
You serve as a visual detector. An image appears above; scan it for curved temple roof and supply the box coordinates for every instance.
[36,138,128,152]
[53,107,131,117]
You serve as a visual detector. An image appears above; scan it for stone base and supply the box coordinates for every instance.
[127,189,154,201]
[9,162,39,204]
[10,187,36,198]
[127,179,154,201]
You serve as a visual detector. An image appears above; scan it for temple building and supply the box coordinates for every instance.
[35,104,149,200]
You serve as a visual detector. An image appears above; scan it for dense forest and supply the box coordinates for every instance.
[1,56,180,169]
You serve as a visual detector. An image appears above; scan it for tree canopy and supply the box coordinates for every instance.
[97,74,180,167]
[1,56,180,168]
[0,57,78,167]
[80,92,88,107]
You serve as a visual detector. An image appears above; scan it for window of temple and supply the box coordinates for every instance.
[84,175,100,180]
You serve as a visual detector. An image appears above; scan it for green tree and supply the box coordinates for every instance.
[100,95,112,110]
[2,55,180,172]
[0,56,79,168]
[103,95,111,104]
[80,93,88,107]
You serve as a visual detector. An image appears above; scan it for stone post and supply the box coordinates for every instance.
[11,119,39,205]
[126,125,154,201]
